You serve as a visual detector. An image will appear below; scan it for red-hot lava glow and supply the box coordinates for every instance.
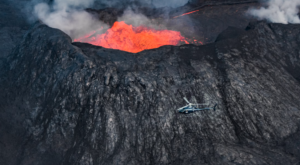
[74,21,191,53]
[173,9,200,18]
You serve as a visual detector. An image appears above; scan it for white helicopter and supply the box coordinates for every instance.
[177,97,217,114]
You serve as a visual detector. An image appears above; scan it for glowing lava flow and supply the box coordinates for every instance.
[74,21,190,53]
[173,9,200,18]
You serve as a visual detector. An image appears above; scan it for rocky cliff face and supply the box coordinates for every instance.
[0,20,300,165]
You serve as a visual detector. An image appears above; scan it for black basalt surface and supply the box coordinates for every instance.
[1,20,300,165]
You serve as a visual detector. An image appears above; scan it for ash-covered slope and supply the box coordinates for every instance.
[1,21,300,165]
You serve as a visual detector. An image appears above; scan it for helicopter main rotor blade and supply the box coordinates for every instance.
[183,97,190,104]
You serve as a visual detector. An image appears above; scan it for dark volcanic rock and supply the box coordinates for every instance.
[1,20,300,165]
[189,0,258,5]
[0,0,29,58]
[215,26,247,42]
[168,2,259,44]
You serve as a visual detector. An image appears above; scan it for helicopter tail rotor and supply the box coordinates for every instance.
[213,104,218,111]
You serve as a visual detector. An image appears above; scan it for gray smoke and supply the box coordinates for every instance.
[117,8,166,29]
[95,0,189,8]
[33,0,109,39]
[248,0,300,24]
[32,0,189,39]
[147,0,189,8]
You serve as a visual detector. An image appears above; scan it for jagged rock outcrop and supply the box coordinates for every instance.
[0,20,300,165]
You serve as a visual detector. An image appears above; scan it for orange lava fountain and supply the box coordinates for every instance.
[74,21,190,53]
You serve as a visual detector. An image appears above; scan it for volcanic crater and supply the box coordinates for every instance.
[1,0,300,165]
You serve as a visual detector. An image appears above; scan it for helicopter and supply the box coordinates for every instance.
[177,97,217,114]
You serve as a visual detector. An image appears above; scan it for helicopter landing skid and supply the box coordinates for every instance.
[182,112,202,117]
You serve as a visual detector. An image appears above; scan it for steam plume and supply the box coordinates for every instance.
[117,8,166,29]
[148,0,189,8]
[248,0,300,24]
[32,0,189,39]
[34,0,109,39]
[95,0,189,8]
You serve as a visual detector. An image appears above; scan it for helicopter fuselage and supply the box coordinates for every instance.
[177,97,217,114]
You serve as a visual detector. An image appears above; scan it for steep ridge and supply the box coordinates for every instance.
[0,21,300,165]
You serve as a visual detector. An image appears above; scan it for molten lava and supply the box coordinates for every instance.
[74,21,190,53]
[173,9,200,18]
